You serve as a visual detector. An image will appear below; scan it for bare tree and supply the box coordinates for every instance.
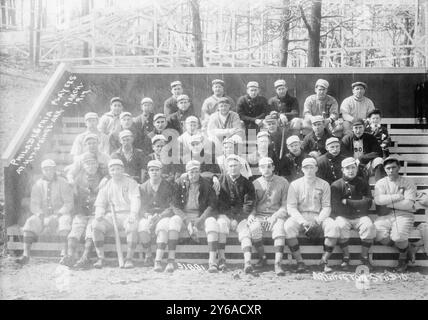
[300,0,322,67]
[82,0,90,64]
[280,0,291,66]
[190,0,204,67]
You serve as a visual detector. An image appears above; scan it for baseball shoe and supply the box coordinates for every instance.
[165,261,175,273]
[395,258,408,273]
[255,255,268,268]
[93,258,104,269]
[295,261,307,273]
[73,257,91,269]
[59,255,75,267]
[153,260,163,272]
[359,256,372,271]
[218,258,227,271]
[243,262,253,274]
[15,255,30,265]
[407,245,417,264]
[124,259,134,269]
[208,264,219,273]
[340,257,350,271]
[274,263,285,276]
[143,255,154,267]
[320,260,333,273]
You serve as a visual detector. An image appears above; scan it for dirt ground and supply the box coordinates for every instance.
[0,255,427,300]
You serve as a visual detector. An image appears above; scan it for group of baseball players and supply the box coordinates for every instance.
[15,78,422,275]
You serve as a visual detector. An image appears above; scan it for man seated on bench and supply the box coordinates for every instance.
[263,112,290,161]
[172,160,219,273]
[98,96,124,137]
[285,157,339,273]
[341,118,384,182]
[16,159,74,265]
[63,153,105,269]
[168,94,195,135]
[110,130,148,184]
[164,81,195,116]
[91,159,140,269]
[316,137,346,185]
[249,157,290,276]
[217,138,252,180]
[268,79,299,124]
[247,131,279,176]
[133,97,155,135]
[278,135,309,182]
[70,112,109,160]
[365,109,391,158]
[218,154,256,273]
[138,160,175,269]
[178,116,202,156]
[331,157,376,271]
[148,134,181,183]
[301,115,332,159]
[374,156,417,272]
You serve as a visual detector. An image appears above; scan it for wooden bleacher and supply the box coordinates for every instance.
[6,117,428,267]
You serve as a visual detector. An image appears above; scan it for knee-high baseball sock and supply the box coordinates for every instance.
[93,229,105,259]
[58,230,69,256]
[241,237,252,263]
[396,241,409,260]
[155,242,167,262]
[207,232,218,265]
[81,239,93,259]
[287,238,303,263]
[167,230,179,261]
[253,240,265,259]
[67,237,78,258]
[361,240,373,259]
[22,231,36,257]
[339,239,350,259]
[218,233,227,260]
[126,241,137,260]
[274,238,285,264]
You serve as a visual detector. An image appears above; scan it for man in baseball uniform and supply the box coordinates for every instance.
[168,94,195,135]
[164,81,195,116]
[285,157,339,273]
[268,79,299,123]
[172,160,219,273]
[98,97,124,136]
[218,154,256,273]
[16,160,74,265]
[178,115,202,156]
[302,115,333,158]
[340,82,375,134]
[133,97,155,135]
[91,159,140,269]
[201,79,236,129]
[331,157,376,270]
[278,135,309,182]
[316,137,346,185]
[138,160,175,268]
[70,112,110,159]
[217,138,252,180]
[303,79,339,123]
[248,157,290,275]
[374,156,417,272]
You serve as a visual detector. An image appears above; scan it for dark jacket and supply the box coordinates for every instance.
[341,132,382,165]
[316,152,347,185]
[331,176,373,219]
[168,109,195,134]
[173,176,217,218]
[268,93,299,121]
[218,174,255,221]
[133,113,155,135]
[164,96,195,116]
[278,151,309,182]
[268,128,290,159]
[301,129,332,155]
[139,179,174,216]
[237,95,270,130]
[111,147,148,183]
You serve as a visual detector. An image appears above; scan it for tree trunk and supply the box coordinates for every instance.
[307,0,321,67]
[280,0,291,67]
[34,0,42,66]
[82,0,90,64]
[29,0,35,65]
[190,0,204,67]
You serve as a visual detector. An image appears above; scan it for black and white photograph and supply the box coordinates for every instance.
[0,0,427,303]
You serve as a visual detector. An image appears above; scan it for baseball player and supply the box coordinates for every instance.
[65,134,110,185]
[16,160,74,265]
[247,131,280,176]
[216,138,252,180]
[301,115,333,158]
[62,153,105,268]
[218,155,256,273]
[374,156,417,272]
[168,94,195,134]
[98,97,124,136]
[70,112,110,159]
[206,97,244,145]
[133,97,155,135]
[340,82,375,134]
[201,79,236,129]
[138,160,175,268]
[164,80,195,116]
[316,137,346,185]
[341,118,384,181]
[172,160,219,273]
[278,135,309,182]
[237,81,270,134]
[148,134,180,183]
[285,157,339,273]
[248,157,290,276]
[178,116,202,156]
[303,79,339,123]
[365,109,391,158]
[331,157,376,270]
[263,112,290,160]
[268,79,299,123]
[110,129,148,184]
[91,159,141,269]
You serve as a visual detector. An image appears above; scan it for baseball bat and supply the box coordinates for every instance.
[110,202,124,268]
[279,122,286,160]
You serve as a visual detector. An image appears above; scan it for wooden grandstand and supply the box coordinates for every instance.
[2,64,428,268]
